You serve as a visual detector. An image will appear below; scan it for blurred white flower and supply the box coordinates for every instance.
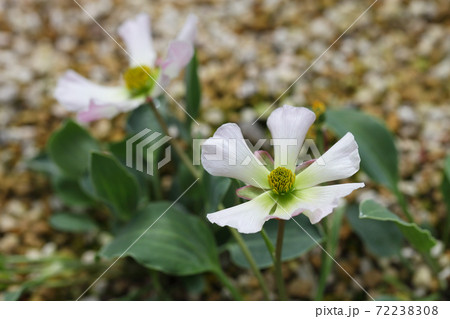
[54,13,197,122]
[202,105,364,233]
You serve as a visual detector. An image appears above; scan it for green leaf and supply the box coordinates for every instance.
[3,288,25,301]
[228,214,323,269]
[203,174,231,214]
[325,109,398,191]
[126,101,163,135]
[27,153,60,176]
[101,202,220,275]
[442,155,450,211]
[47,120,100,178]
[445,156,450,180]
[52,176,96,207]
[50,213,98,233]
[108,139,152,199]
[359,200,436,253]
[347,205,403,257]
[441,156,450,243]
[184,51,201,122]
[90,152,140,220]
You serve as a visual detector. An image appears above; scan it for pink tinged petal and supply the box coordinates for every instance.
[283,183,365,224]
[201,123,270,188]
[295,159,316,174]
[159,41,194,79]
[118,13,156,67]
[77,97,143,123]
[207,192,275,234]
[54,70,132,112]
[295,132,361,189]
[77,103,120,123]
[267,105,316,173]
[176,14,198,43]
[236,185,265,200]
[157,15,198,84]
[254,150,274,171]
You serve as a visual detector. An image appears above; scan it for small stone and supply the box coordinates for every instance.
[0,233,20,253]
[412,265,432,288]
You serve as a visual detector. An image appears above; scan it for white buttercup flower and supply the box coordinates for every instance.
[201,105,364,233]
[54,13,197,122]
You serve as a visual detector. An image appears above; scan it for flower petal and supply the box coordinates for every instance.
[54,70,144,122]
[176,14,198,44]
[267,105,316,172]
[236,185,266,200]
[207,192,275,233]
[201,123,270,188]
[118,13,156,67]
[285,183,364,224]
[254,150,274,171]
[77,103,120,123]
[295,159,316,174]
[155,14,198,92]
[77,98,142,123]
[159,40,194,79]
[295,132,361,189]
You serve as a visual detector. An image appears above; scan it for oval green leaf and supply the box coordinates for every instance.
[50,213,98,233]
[52,176,96,207]
[101,202,220,275]
[47,120,99,178]
[90,152,140,220]
[359,200,436,253]
[347,205,403,257]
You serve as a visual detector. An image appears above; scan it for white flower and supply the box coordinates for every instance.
[54,13,198,122]
[201,105,364,233]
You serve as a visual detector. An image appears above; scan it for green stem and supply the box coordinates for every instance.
[423,252,446,291]
[315,206,344,300]
[395,189,414,222]
[275,219,287,300]
[229,227,271,300]
[214,268,243,300]
[147,99,201,180]
[261,229,276,264]
[150,269,168,300]
[315,220,329,300]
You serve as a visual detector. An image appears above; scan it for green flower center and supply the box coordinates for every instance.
[123,65,158,96]
[268,167,295,195]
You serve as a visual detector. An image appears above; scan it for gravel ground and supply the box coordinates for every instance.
[0,0,449,300]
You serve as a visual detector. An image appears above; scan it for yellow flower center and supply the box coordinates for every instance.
[268,167,295,195]
[312,100,326,118]
[123,65,158,96]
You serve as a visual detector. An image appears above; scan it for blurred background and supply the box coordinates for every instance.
[0,0,449,300]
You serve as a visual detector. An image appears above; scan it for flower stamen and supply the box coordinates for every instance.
[268,167,295,195]
[123,65,158,96]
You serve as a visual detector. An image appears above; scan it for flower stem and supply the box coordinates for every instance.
[229,227,271,300]
[147,98,201,180]
[214,268,243,300]
[261,228,276,264]
[315,206,344,300]
[395,189,414,222]
[275,219,287,300]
